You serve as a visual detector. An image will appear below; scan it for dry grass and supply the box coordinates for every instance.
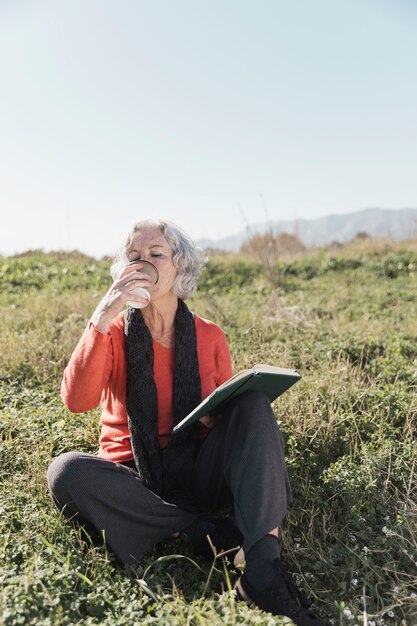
[1,244,416,625]
[0,291,99,384]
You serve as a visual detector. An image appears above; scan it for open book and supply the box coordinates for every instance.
[173,364,301,433]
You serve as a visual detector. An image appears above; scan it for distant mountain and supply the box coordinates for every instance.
[197,208,417,251]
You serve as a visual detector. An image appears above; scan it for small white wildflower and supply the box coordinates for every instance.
[384,515,390,521]
[388,610,394,617]
[411,592,417,598]
[391,585,400,593]
[368,621,375,626]
[348,532,357,543]
[343,607,354,620]
[382,526,388,534]
[351,578,358,587]
[295,543,301,550]
[363,546,369,554]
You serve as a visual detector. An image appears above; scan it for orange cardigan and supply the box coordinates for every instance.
[61,311,233,463]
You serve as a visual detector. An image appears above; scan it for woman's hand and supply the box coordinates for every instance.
[90,263,153,334]
[199,414,217,429]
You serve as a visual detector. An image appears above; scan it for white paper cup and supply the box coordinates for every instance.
[126,260,159,309]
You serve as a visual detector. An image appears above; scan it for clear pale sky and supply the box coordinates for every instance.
[1,0,416,258]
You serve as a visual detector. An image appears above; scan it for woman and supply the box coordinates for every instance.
[47,219,325,626]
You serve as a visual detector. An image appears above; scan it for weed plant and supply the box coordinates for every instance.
[0,242,416,625]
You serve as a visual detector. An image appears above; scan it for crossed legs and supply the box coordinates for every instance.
[47,391,292,565]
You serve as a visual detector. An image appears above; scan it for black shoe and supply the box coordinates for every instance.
[190,517,243,561]
[236,557,327,626]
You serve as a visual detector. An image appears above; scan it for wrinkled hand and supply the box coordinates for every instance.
[90,263,153,333]
[199,414,217,429]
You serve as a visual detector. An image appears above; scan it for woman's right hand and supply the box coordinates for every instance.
[90,263,153,334]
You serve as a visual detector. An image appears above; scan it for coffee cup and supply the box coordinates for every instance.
[126,259,159,309]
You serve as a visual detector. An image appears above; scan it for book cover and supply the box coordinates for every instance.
[173,364,301,433]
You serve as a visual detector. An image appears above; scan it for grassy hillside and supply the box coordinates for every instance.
[0,241,416,626]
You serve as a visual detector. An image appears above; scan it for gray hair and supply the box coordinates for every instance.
[110,219,207,299]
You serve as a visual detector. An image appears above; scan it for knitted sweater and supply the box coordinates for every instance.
[61,311,233,463]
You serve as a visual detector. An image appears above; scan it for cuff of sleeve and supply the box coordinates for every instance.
[88,321,111,337]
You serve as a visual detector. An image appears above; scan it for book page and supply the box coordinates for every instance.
[252,364,299,375]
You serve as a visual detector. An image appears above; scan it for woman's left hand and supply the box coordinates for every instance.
[199,414,217,429]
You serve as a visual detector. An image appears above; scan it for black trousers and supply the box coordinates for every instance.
[47,391,292,565]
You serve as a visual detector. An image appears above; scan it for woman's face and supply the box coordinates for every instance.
[126,227,177,302]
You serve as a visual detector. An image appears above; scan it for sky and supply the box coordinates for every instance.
[1,0,416,258]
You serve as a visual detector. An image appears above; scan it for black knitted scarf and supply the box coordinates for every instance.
[124,299,202,510]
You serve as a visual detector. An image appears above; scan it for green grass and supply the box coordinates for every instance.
[1,242,416,625]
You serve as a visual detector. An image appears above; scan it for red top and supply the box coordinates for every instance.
[61,311,233,463]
